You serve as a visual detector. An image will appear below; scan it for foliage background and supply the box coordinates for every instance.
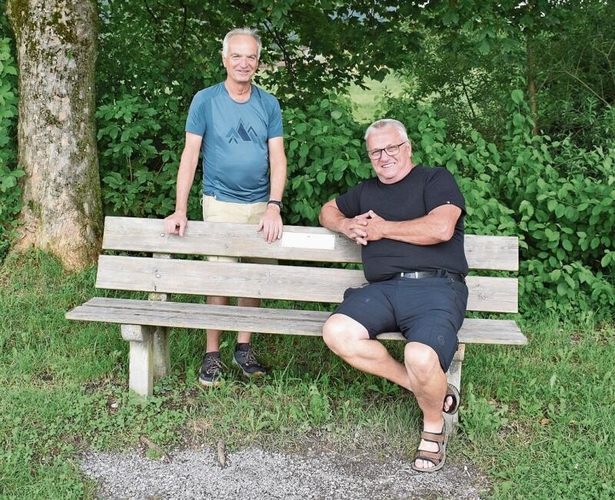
[0,2,614,498]
[1,0,614,321]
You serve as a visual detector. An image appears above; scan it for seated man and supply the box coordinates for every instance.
[319,118,467,472]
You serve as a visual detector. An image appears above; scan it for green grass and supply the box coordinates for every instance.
[1,250,614,498]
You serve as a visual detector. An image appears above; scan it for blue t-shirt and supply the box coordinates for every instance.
[336,165,468,282]
[185,82,283,203]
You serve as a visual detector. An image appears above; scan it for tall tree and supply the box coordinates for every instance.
[400,0,613,148]
[7,0,102,270]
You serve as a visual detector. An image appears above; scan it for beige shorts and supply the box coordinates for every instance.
[202,195,274,264]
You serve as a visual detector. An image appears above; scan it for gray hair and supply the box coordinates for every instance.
[222,28,262,59]
[364,118,409,142]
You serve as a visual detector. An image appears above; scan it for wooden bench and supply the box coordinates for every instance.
[66,216,527,420]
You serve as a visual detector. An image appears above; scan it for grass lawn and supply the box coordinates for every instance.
[1,251,614,498]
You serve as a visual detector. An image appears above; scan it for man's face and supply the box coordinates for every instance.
[223,35,259,84]
[366,127,413,184]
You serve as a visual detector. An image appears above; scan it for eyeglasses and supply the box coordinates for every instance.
[367,141,408,160]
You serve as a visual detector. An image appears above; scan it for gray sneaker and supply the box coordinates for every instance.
[198,352,224,387]
[233,345,267,377]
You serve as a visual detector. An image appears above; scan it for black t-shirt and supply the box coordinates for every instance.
[336,165,469,282]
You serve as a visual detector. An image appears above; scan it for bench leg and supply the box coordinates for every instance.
[148,289,171,381]
[445,343,465,429]
[152,326,170,380]
[121,324,154,397]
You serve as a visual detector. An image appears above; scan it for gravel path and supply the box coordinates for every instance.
[81,445,490,499]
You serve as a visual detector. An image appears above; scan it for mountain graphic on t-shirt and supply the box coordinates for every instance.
[226,120,259,144]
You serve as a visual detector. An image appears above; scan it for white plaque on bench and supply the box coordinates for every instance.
[281,232,335,250]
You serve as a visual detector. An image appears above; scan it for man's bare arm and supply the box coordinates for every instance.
[320,199,461,246]
[363,204,462,245]
[257,136,287,242]
[164,132,202,236]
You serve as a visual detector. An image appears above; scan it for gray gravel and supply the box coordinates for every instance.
[81,446,491,499]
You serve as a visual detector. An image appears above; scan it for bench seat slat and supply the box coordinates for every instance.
[66,297,527,345]
[96,255,518,313]
[101,217,519,271]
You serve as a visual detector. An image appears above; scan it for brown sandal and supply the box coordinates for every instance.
[411,426,447,473]
[443,383,460,415]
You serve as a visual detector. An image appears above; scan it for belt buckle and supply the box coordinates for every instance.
[401,271,419,279]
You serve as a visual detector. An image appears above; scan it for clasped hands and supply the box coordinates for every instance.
[344,210,385,245]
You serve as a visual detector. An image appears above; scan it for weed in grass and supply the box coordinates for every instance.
[459,384,509,442]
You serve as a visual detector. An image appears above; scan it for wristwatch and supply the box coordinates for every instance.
[267,200,283,209]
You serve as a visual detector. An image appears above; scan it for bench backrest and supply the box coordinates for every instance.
[97,217,519,313]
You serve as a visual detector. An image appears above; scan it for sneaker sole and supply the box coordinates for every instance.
[198,376,223,388]
[232,358,267,378]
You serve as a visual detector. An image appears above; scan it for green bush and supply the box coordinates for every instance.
[0,36,21,262]
[94,85,614,321]
[95,91,202,219]
[382,89,615,322]
[283,93,370,225]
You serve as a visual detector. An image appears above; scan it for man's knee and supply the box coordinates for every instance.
[322,314,365,354]
[404,342,442,376]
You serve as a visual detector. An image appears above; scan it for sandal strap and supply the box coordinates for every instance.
[413,449,443,464]
[413,425,448,472]
[420,429,446,444]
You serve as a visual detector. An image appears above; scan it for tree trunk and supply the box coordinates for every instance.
[526,35,540,137]
[7,0,102,271]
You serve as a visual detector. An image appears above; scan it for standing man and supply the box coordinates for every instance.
[164,28,287,388]
[319,119,467,473]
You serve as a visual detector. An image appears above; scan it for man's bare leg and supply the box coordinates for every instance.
[323,314,413,389]
[236,296,259,344]
[206,296,229,352]
[405,342,447,471]
[323,314,447,471]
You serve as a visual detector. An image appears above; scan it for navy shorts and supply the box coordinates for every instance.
[332,276,468,371]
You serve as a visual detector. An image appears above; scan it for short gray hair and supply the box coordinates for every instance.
[364,118,409,143]
[222,28,262,59]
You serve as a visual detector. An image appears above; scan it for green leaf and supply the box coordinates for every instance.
[562,239,573,251]
[513,113,525,128]
[442,10,460,26]
[477,39,491,55]
[511,89,524,105]
[601,253,612,267]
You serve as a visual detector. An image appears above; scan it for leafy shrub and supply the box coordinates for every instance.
[0,36,21,262]
[283,93,369,225]
[94,84,614,321]
[95,91,202,219]
[381,89,614,321]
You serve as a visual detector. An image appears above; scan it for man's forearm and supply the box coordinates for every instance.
[319,204,348,233]
[269,164,286,202]
[174,167,195,213]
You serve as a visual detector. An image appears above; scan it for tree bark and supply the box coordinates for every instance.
[526,35,540,137]
[7,0,102,270]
